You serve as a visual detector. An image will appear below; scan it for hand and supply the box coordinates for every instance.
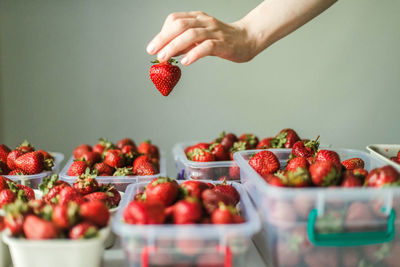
[146,11,256,66]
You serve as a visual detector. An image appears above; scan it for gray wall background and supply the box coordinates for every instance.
[0,0,399,175]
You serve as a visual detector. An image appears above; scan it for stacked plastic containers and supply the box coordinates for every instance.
[4,152,64,189]
[112,181,261,267]
[234,148,400,267]
[173,142,240,181]
[59,151,166,192]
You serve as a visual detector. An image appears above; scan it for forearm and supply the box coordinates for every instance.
[236,0,337,56]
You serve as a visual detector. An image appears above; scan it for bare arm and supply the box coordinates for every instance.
[147,0,337,65]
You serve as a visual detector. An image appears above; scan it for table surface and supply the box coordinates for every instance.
[103,237,267,267]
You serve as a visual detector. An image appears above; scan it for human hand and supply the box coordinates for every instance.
[146,11,257,66]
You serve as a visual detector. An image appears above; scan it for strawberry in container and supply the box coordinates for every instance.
[174,128,315,181]
[0,141,64,188]
[234,145,400,267]
[60,138,165,192]
[112,177,260,267]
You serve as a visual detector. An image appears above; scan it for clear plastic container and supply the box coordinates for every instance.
[3,227,110,267]
[173,142,246,181]
[234,148,400,267]
[112,181,261,267]
[0,232,11,267]
[367,144,400,172]
[59,151,166,192]
[4,152,64,189]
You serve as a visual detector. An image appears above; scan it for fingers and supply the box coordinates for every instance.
[147,12,208,56]
[181,40,219,65]
[157,28,210,62]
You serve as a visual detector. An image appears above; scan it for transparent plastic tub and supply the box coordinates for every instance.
[112,181,261,267]
[59,151,166,192]
[4,152,64,189]
[173,142,249,181]
[367,144,400,172]
[234,148,400,267]
[3,227,110,267]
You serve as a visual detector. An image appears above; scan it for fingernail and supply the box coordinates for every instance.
[181,57,188,65]
[146,43,155,54]
[158,51,166,60]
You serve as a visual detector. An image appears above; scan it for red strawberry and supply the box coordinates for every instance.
[39,174,70,195]
[68,161,89,176]
[309,161,340,186]
[94,162,114,176]
[133,161,157,176]
[0,176,11,191]
[80,201,110,227]
[104,149,125,168]
[211,203,241,224]
[73,144,92,159]
[73,175,99,195]
[52,202,79,229]
[14,151,44,174]
[341,171,362,187]
[23,215,59,240]
[345,202,373,231]
[215,132,238,150]
[123,200,165,224]
[191,148,215,162]
[58,187,84,205]
[201,189,236,214]
[92,138,114,155]
[342,158,365,170]
[6,150,24,170]
[209,143,229,161]
[256,137,274,149]
[0,161,10,175]
[315,150,342,170]
[391,157,399,163]
[272,128,300,148]
[291,138,319,158]
[121,145,136,155]
[4,211,25,236]
[398,150,400,162]
[132,155,153,168]
[0,189,16,208]
[286,157,309,172]
[137,140,160,159]
[102,185,121,207]
[173,197,203,224]
[0,144,11,163]
[84,192,111,206]
[213,180,240,206]
[16,140,35,153]
[42,184,70,204]
[365,165,400,187]
[145,177,179,206]
[263,174,285,187]
[184,143,209,157]
[69,221,98,239]
[249,151,280,178]
[16,184,35,200]
[78,151,101,166]
[180,180,209,198]
[116,138,136,150]
[150,58,181,96]
[238,134,259,149]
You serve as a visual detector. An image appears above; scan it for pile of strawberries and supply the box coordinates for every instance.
[0,174,112,240]
[185,128,303,163]
[68,138,160,177]
[0,141,54,176]
[390,150,400,164]
[0,176,35,208]
[123,177,244,225]
[249,139,400,187]
[39,174,121,208]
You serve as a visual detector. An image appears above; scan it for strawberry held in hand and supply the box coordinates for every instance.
[150,58,181,96]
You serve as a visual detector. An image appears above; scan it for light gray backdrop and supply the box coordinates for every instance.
[0,0,399,175]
